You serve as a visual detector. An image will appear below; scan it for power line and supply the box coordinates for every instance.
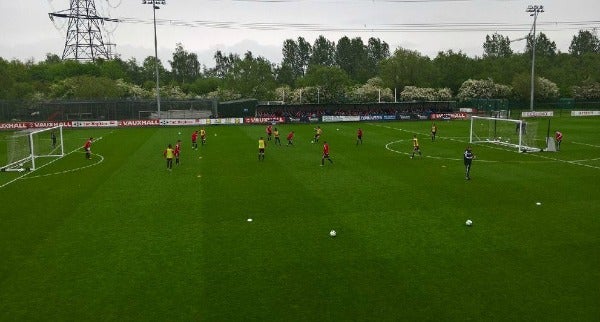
[112,17,600,33]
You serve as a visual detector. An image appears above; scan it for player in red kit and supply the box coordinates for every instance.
[83,137,93,160]
[286,131,295,146]
[174,139,181,165]
[321,141,333,166]
[266,124,273,141]
[191,130,199,149]
[356,128,363,145]
[555,131,563,151]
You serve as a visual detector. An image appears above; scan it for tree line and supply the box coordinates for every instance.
[0,30,599,104]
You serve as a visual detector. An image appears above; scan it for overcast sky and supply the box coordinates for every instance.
[1,0,598,68]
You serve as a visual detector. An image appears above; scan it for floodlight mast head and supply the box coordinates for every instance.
[525,4,544,111]
[142,0,167,119]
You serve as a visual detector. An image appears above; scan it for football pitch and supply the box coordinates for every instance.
[1,118,599,320]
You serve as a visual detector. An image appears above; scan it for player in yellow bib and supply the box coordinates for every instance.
[258,137,266,161]
[200,128,207,145]
[163,144,175,170]
[273,128,281,146]
[411,135,422,159]
[431,123,438,141]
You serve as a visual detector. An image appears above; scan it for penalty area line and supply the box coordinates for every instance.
[572,141,600,148]
[0,137,104,189]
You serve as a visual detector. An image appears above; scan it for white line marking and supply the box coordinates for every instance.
[0,137,105,189]
[21,153,105,180]
[375,124,600,170]
[573,141,600,148]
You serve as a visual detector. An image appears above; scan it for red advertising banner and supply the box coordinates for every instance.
[430,113,468,120]
[118,119,161,127]
[244,117,286,124]
[0,121,74,130]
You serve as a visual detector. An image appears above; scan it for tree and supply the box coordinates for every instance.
[366,37,390,75]
[309,35,336,69]
[569,30,600,56]
[280,37,312,84]
[335,36,370,83]
[483,33,513,58]
[297,65,350,103]
[183,77,221,96]
[457,78,512,101]
[97,58,128,81]
[572,79,600,100]
[224,51,277,100]
[433,50,475,94]
[280,39,301,84]
[169,43,200,84]
[379,48,436,91]
[141,56,168,90]
[210,50,238,79]
[297,37,312,76]
[50,75,126,99]
[526,32,557,57]
[400,86,452,101]
[335,36,353,79]
[123,58,144,85]
[347,77,393,103]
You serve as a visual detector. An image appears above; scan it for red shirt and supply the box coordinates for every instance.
[267,125,272,134]
[174,143,181,156]
[84,139,92,149]
[192,132,198,141]
[287,132,294,140]
[555,131,563,141]
[357,129,363,136]
[323,143,330,154]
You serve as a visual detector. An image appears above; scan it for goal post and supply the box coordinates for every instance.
[470,116,544,152]
[1,125,65,172]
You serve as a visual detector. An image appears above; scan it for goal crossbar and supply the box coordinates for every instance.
[470,116,543,152]
[1,125,65,172]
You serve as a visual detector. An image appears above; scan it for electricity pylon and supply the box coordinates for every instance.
[49,0,115,61]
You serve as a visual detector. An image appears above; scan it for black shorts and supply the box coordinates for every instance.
[259,148,265,153]
[322,153,330,158]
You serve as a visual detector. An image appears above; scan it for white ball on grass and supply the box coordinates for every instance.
[465,219,473,226]
[329,230,337,237]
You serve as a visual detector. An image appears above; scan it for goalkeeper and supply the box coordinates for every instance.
[463,146,475,180]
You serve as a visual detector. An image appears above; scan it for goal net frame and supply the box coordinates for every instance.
[1,125,65,172]
[469,116,544,152]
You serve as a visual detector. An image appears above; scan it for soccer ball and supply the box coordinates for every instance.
[329,230,337,237]
[465,219,473,226]
[178,132,181,135]
[311,140,314,143]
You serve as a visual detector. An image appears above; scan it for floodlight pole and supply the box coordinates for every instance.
[143,0,166,119]
[526,5,544,111]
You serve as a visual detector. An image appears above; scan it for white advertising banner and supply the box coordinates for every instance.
[521,111,554,118]
[322,115,360,122]
[571,110,600,117]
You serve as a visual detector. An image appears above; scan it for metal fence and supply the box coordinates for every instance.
[1,98,599,122]
[0,99,217,122]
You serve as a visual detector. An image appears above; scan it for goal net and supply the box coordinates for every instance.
[470,116,543,152]
[1,126,65,172]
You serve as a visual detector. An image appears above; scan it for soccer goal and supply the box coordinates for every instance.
[469,116,544,152]
[1,126,65,172]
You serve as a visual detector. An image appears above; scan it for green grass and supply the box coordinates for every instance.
[1,118,599,321]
